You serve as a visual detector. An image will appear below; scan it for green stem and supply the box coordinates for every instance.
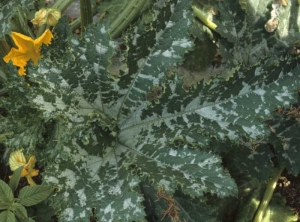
[80,0,93,33]
[16,5,35,38]
[36,24,48,38]
[52,0,74,13]
[253,167,284,222]
[69,6,98,32]
[191,5,217,31]
[109,0,148,39]
[69,17,81,31]
[0,40,10,58]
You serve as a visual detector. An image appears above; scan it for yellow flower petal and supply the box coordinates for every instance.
[29,169,39,177]
[8,149,39,186]
[26,175,36,185]
[3,30,53,76]
[24,156,37,169]
[9,149,27,171]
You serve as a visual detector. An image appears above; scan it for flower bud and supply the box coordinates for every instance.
[46,9,61,26]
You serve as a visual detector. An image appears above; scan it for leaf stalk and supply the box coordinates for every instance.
[253,167,284,222]
[191,5,217,31]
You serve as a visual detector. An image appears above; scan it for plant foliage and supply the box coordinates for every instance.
[1,0,300,221]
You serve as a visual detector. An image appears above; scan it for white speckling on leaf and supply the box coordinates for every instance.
[63,191,69,198]
[123,198,134,210]
[104,204,112,214]
[254,89,266,96]
[79,210,86,218]
[242,125,261,139]
[76,188,87,207]
[158,179,171,191]
[58,169,77,189]
[71,38,79,45]
[80,54,87,60]
[108,180,124,195]
[162,49,173,58]
[100,26,107,34]
[95,43,108,54]
[239,82,251,95]
[50,67,62,74]
[166,21,174,28]
[61,208,74,221]
[169,149,178,156]
[172,38,193,48]
[198,156,219,168]
[44,176,59,184]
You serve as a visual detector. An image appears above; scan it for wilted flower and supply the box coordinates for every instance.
[9,149,39,185]
[31,8,48,26]
[31,8,61,26]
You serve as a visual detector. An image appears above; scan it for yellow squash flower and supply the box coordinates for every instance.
[9,149,39,185]
[31,8,61,26]
[3,29,53,76]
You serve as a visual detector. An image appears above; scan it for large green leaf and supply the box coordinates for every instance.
[2,0,300,221]
[27,0,237,221]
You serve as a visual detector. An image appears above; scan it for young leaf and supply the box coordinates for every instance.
[11,203,28,221]
[9,166,24,192]
[18,185,53,207]
[0,210,16,222]
[0,180,14,204]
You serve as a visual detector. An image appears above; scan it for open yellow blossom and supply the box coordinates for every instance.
[9,149,39,185]
[3,29,53,76]
[31,8,61,26]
